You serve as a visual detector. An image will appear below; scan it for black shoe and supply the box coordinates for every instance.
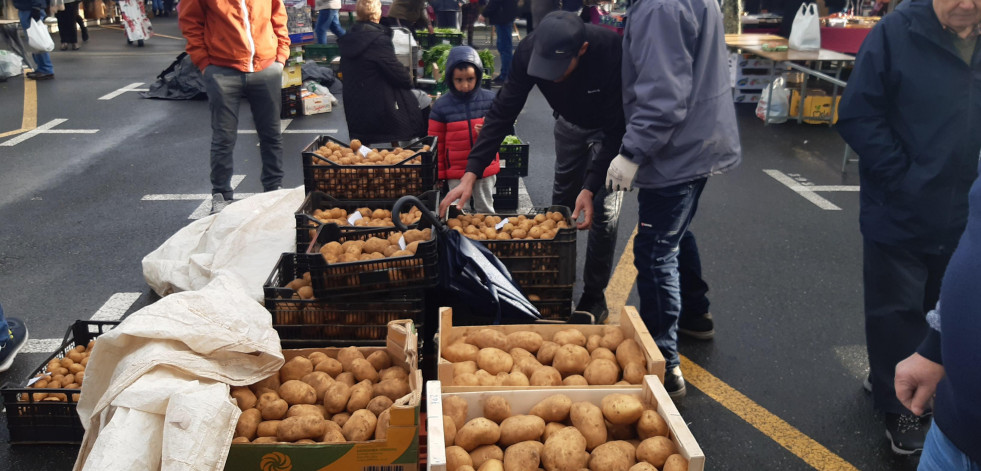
[884,413,929,455]
[27,72,54,81]
[264,185,283,192]
[664,366,687,399]
[863,373,872,393]
[82,28,89,41]
[678,312,715,340]
[575,295,609,325]
[0,317,30,373]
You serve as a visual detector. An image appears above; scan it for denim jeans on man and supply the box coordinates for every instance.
[679,230,710,317]
[152,0,163,12]
[203,64,285,199]
[494,22,513,80]
[552,116,623,306]
[18,9,53,74]
[919,421,980,470]
[634,178,707,367]
[315,9,345,43]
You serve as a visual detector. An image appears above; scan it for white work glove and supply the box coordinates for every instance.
[606,154,639,192]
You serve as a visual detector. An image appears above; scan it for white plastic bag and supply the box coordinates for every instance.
[788,3,821,51]
[26,18,54,53]
[0,50,23,78]
[756,77,790,124]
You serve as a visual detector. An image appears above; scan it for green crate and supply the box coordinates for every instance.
[303,43,340,64]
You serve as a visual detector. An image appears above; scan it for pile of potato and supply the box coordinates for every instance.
[312,139,427,166]
[441,392,688,471]
[443,327,649,387]
[318,228,432,264]
[231,347,413,444]
[21,341,95,403]
[308,206,424,228]
[447,212,569,241]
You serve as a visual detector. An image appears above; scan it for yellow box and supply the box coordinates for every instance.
[282,64,302,88]
[790,89,841,124]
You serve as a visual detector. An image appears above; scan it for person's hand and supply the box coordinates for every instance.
[439,172,478,216]
[31,8,42,21]
[572,189,594,230]
[477,15,486,23]
[606,154,639,192]
[474,123,483,136]
[895,353,945,416]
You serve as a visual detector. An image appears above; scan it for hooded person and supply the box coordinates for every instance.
[428,46,501,213]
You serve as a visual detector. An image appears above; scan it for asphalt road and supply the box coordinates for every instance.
[0,17,922,471]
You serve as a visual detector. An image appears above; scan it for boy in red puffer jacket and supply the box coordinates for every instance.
[429,46,501,213]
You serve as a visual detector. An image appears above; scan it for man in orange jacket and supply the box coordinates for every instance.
[179,0,291,213]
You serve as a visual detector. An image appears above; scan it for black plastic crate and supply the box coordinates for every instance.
[524,285,575,321]
[281,85,301,102]
[305,222,439,297]
[264,253,426,346]
[302,135,439,200]
[281,100,301,119]
[498,142,529,177]
[1,320,119,444]
[303,43,340,64]
[415,31,464,48]
[493,175,519,211]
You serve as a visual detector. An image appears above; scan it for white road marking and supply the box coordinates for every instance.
[239,129,340,134]
[763,169,859,211]
[98,82,147,100]
[0,119,99,147]
[21,339,67,354]
[517,177,533,213]
[142,175,250,219]
[20,292,142,353]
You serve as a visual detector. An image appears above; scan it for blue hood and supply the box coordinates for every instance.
[444,46,484,98]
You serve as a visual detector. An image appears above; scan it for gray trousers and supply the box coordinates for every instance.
[449,176,497,213]
[203,63,285,198]
[553,116,622,305]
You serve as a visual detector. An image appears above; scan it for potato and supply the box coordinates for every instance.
[583,359,620,385]
[342,409,378,441]
[456,417,501,451]
[529,366,562,386]
[257,392,288,420]
[251,374,280,394]
[506,331,544,353]
[235,408,262,440]
[335,372,356,387]
[314,357,343,377]
[600,327,626,351]
[562,375,589,386]
[536,341,559,364]
[636,410,670,439]
[499,415,546,446]
[570,402,607,451]
[252,436,278,444]
[347,380,374,413]
[279,380,317,405]
[469,329,508,350]
[323,382,352,414]
[529,394,572,422]
[307,351,329,367]
[541,426,589,471]
[231,436,250,444]
[337,346,366,372]
[443,415,457,447]
[332,412,351,427]
[288,404,327,419]
[453,361,479,378]
[350,358,379,383]
[443,395,470,430]
[280,356,314,382]
[589,441,636,471]
[373,378,412,401]
[543,422,565,442]
[514,356,543,378]
[601,394,645,425]
[662,454,689,471]
[470,444,504,469]
[367,395,394,417]
[257,420,281,437]
[503,371,530,386]
[483,396,511,424]
[586,335,602,353]
[278,415,327,442]
[476,348,513,376]
[300,371,334,402]
[552,329,587,347]
[477,459,504,471]
[365,351,392,371]
[446,446,474,471]
[321,420,346,443]
[615,339,645,369]
[636,436,676,468]
[590,347,617,364]
[622,363,646,385]
[375,408,392,440]
[444,342,480,363]
[455,373,480,386]
[628,463,657,471]
[379,366,409,382]
[231,387,257,411]
[504,440,545,471]
[552,345,590,376]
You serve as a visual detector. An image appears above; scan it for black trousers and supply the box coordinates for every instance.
[56,2,81,44]
[863,238,951,414]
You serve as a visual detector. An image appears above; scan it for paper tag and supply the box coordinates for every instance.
[26,376,42,387]
[358,145,371,158]
[499,160,507,168]
[495,219,508,230]
[347,212,363,225]
[399,235,407,250]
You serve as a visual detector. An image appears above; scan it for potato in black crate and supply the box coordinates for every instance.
[493,175,520,211]
[302,135,439,200]
[523,284,575,321]
[1,320,119,444]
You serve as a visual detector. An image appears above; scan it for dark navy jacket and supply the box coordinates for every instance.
[837,0,981,254]
[482,0,518,25]
[13,0,46,11]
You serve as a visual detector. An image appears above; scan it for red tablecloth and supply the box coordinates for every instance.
[820,26,871,54]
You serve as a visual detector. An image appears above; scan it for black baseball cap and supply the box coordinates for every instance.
[528,11,586,81]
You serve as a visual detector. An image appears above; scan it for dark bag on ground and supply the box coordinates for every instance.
[141,52,207,100]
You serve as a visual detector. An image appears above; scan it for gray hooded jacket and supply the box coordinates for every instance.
[621,0,741,189]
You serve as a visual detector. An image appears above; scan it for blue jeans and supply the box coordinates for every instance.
[920,421,980,470]
[315,9,345,43]
[679,230,710,317]
[495,22,513,80]
[634,178,707,368]
[19,9,53,74]
[152,0,163,11]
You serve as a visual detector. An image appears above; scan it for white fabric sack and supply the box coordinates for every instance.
[142,187,305,302]
[26,18,54,53]
[0,50,23,78]
[756,77,790,124]
[789,3,821,51]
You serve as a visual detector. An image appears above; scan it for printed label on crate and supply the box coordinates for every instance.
[359,146,372,158]
[348,212,364,225]
[26,376,42,387]
[499,160,507,168]
[495,219,508,230]
[398,236,407,250]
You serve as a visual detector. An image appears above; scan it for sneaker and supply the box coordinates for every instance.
[664,366,687,399]
[863,373,872,393]
[264,185,283,192]
[26,72,54,81]
[575,295,609,325]
[211,193,232,214]
[884,412,929,455]
[0,318,30,373]
[678,312,715,340]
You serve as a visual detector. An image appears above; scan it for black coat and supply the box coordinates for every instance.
[482,0,518,25]
[338,22,425,144]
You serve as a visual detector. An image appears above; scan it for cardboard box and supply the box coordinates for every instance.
[425,376,706,471]
[735,75,774,89]
[437,306,665,390]
[282,65,303,88]
[301,90,332,115]
[790,89,840,124]
[733,91,762,103]
[224,320,423,471]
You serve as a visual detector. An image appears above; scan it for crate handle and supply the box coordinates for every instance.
[392,195,444,233]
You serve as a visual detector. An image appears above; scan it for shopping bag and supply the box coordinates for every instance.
[756,76,790,124]
[0,50,23,78]
[788,3,821,51]
[26,18,54,52]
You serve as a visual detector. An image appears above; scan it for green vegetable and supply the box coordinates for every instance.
[433,27,462,34]
[478,50,495,77]
[501,135,522,145]
[422,44,453,76]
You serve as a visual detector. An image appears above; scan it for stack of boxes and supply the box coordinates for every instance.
[728,52,777,103]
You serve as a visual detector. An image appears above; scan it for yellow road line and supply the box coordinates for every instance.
[605,223,859,471]
[0,70,38,139]
[98,25,184,41]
